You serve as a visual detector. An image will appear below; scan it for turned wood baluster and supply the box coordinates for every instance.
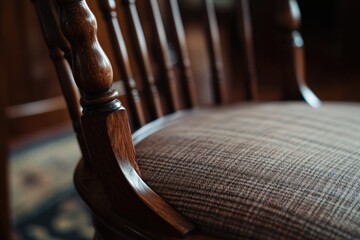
[166,0,198,108]
[31,0,91,163]
[122,0,164,120]
[277,0,321,108]
[55,0,194,236]
[202,0,228,104]
[148,0,181,112]
[237,0,259,100]
[96,0,146,129]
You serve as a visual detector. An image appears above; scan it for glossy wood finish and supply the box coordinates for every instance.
[148,0,182,112]
[55,0,195,238]
[166,0,198,108]
[97,0,146,129]
[122,0,164,121]
[30,0,91,164]
[277,0,321,108]
[31,0,320,238]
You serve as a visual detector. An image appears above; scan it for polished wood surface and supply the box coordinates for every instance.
[277,0,321,108]
[30,0,358,239]
[148,0,182,112]
[97,0,146,129]
[122,0,164,121]
[166,0,198,108]
[54,0,196,238]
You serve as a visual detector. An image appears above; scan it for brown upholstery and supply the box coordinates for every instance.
[135,102,360,239]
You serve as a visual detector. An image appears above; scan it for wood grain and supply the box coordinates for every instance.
[97,0,146,129]
[122,0,164,120]
[166,0,198,108]
[148,0,182,112]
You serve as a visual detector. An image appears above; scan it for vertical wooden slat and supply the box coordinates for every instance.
[122,0,164,120]
[277,0,321,108]
[237,0,259,100]
[202,0,228,104]
[148,0,181,112]
[96,0,146,128]
[166,0,198,108]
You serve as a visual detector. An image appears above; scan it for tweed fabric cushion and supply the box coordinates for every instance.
[135,102,360,239]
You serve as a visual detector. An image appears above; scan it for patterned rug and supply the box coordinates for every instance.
[10,131,93,240]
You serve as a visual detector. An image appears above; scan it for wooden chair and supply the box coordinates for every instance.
[31,0,360,239]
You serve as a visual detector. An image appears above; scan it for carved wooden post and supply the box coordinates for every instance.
[31,0,91,164]
[96,0,146,128]
[55,0,194,236]
[277,0,321,108]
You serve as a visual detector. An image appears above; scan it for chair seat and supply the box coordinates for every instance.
[135,102,360,239]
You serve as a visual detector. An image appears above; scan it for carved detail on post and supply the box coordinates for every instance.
[54,0,195,237]
[277,0,321,108]
[31,0,81,130]
[30,0,94,168]
[57,0,121,115]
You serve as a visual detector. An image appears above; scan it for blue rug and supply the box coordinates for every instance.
[11,131,93,240]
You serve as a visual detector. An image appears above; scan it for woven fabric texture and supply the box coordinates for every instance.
[135,102,360,239]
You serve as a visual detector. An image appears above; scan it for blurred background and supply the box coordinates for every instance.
[1,0,360,239]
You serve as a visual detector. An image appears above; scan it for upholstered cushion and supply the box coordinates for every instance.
[135,102,360,239]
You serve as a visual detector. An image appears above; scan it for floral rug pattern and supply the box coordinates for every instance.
[10,132,93,240]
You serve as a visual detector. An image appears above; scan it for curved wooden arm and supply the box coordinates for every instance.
[55,0,195,236]
[277,0,321,108]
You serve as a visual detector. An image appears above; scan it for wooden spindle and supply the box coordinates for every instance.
[202,0,228,104]
[237,0,259,100]
[55,0,194,235]
[166,0,198,108]
[148,0,181,112]
[121,0,164,120]
[277,0,321,108]
[31,0,91,163]
[97,0,146,129]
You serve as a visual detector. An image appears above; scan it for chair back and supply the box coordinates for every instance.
[30,0,318,238]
